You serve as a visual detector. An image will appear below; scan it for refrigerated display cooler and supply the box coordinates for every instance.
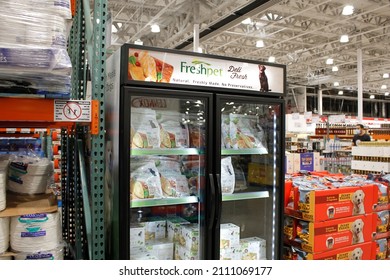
[104,44,286,260]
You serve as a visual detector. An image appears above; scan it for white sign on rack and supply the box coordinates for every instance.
[54,100,92,122]
[328,114,346,124]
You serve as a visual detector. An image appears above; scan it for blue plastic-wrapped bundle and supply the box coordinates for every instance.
[0,0,72,98]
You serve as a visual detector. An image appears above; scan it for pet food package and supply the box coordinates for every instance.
[154,157,190,198]
[144,239,174,260]
[375,238,388,260]
[156,110,189,148]
[221,114,232,149]
[285,183,377,222]
[240,237,267,260]
[188,122,205,148]
[220,245,242,260]
[130,224,146,248]
[284,214,376,253]
[174,244,199,260]
[284,241,375,260]
[166,217,190,242]
[178,224,199,252]
[221,157,235,194]
[220,223,240,249]
[182,158,205,196]
[229,113,267,151]
[130,160,163,200]
[130,248,158,260]
[142,218,167,241]
[375,210,390,236]
[131,108,160,149]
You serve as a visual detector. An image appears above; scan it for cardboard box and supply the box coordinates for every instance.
[130,224,145,248]
[220,223,240,249]
[145,239,174,260]
[285,214,376,253]
[179,224,199,252]
[174,244,199,260]
[286,184,377,222]
[240,237,266,260]
[220,245,242,260]
[285,154,294,174]
[166,217,190,242]
[284,242,375,260]
[142,219,166,240]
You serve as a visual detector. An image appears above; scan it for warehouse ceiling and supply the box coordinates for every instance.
[101,0,390,98]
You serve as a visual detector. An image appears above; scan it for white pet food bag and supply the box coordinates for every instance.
[221,114,231,148]
[8,156,53,195]
[130,161,163,200]
[10,212,61,252]
[221,157,235,194]
[131,108,160,149]
[154,157,190,197]
[156,110,189,148]
[0,217,10,254]
[229,113,267,151]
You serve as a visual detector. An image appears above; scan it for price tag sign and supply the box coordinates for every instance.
[54,100,91,122]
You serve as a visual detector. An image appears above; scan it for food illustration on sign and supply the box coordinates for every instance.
[128,50,174,83]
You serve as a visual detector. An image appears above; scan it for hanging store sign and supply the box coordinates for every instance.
[54,100,91,122]
[126,48,285,94]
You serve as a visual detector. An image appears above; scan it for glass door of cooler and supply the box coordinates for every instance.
[123,88,213,260]
[216,94,284,260]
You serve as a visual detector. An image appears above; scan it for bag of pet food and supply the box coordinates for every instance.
[229,113,266,150]
[156,110,189,148]
[131,108,160,149]
[130,160,162,200]
[154,157,190,197]
[221,157,235,194]
[188,122,205,148]
[221,114,232,149]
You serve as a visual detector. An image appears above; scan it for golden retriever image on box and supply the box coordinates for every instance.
[351,218,365,244]
[349,247,363,260]
[352,190,365,215]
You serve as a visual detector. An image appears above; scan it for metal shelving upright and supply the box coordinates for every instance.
[65,0,107,260]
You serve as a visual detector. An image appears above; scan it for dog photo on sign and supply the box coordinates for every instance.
[258,65,270,92]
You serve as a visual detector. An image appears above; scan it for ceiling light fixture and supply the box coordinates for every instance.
[370,94,375,99]
[151,24,160,33]
[326,58,334,65]
[340,34,349,43]
[342,5,354,16]
[338,90,343,95]
[383,73,389,78]
[134,39,143,45]
[268,56,276,63]
[385,92,389,96]
[334,81,340,86]
[332,66,339,72]
[256,40,264,48]
[381,85,387,89]
[241,18,252,25]
[197,47,203,53]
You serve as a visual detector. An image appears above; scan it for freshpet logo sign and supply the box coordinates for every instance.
[180,59,223,77]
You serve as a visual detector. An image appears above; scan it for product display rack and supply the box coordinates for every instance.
[0,0,107,260]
